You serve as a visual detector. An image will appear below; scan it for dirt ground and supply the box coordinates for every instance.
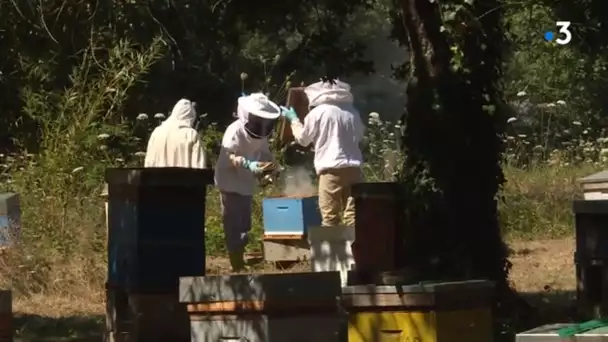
[508,237,576,293]
[12,238,578,341]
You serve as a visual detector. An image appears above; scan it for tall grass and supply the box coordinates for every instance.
[0,40,598,304]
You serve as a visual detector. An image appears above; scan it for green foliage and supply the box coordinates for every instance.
[504,3,608,143]
[0,0,374,149]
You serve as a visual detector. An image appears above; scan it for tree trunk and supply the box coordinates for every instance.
[395,0,531,336]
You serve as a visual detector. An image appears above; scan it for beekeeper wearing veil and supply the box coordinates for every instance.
[144,98,207,168]
[281,79,364,227]
[215,93,280,272]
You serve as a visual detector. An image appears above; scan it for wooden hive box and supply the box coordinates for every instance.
[571,200,608,317]
[0,290,11,342]
[179,272,345,342]
[580,171,608,200]
[105,285,190,342]
[262,196,321,262]
[343,280,494,342]
[0,193,20,247]
[307,225,355,287]
[351,182,404,274]
[105,167,213,293]
[278,87,309,145]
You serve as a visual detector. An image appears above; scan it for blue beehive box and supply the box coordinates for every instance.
[0,193,20,246]
[262,196,321,235]
[105,167,214,293]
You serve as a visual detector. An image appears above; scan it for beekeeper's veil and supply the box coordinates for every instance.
[304,79,354,108]
[144,98,207,168]
[237,93,281,139]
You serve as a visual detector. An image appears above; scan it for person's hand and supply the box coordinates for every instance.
[280,106,298,122]
[243,160,263,174]
[229,154,246,168]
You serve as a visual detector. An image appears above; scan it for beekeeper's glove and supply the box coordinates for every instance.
[280,106,299,122]
[242,160,263,174]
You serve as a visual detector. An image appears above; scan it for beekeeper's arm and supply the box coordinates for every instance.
[187,131,207,169]
[280,106,316,147]
[222,126,264,173]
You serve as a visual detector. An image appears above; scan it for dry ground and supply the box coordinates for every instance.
[12,238,577,341]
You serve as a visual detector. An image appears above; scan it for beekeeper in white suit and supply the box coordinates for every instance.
[281,78,364,227]
[144,98,207,168]
[215,93,280,272]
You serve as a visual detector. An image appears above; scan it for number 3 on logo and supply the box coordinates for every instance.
[555,21,572,45]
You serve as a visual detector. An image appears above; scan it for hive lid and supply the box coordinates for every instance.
[105,167,214,187]
[581,325,608,335]
[579,171,608,185]
[179,272,341,304]
[351,182,403,199]
[0,193,19,216]
[515,323,575,336]
[341,279,494,295]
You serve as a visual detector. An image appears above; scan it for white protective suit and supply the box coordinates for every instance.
[144,99,207,168]
[214,93,279,196]
[290,80,365,173]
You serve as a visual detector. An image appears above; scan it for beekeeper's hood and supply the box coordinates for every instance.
[304,79,354,108]
[237,93,280,139]
[164,99,197,128]
[143,98,206,168]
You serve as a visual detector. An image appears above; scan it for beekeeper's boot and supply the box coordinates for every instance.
[228,250,247,273]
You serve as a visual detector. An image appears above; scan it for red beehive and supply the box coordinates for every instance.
[351,182,405,274]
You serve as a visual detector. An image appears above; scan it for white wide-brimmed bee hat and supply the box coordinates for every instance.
[237,93,281,138]
[304,78,353,107]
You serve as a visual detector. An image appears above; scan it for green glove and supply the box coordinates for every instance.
[242,159,263,174]
[280,106,298,122]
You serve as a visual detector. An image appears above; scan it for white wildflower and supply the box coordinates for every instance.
[154,113,166,119]
[71,166,84,174]
[572,121,582,126]
[369,112,380,120]
[556,100,566,105]
[546,103,556,108]
[97,133,110,140]
[137,113,149,120]
[516,91,526,97]
[99,145,108,151]
[583,130,589,135]
[517,134,527,138]
[240,72,248,81]
[507,117,517,123]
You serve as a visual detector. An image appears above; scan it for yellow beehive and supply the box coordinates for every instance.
[343,280,494,342]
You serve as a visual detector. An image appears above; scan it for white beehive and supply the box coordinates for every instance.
[580,171,608,200]
[307,225,355,286]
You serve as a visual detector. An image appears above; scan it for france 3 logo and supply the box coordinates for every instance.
[543,21,572,45]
